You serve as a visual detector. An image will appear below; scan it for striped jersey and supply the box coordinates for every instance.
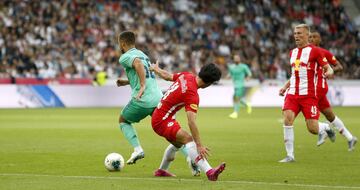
[288,44,328,97]
[152,72,199,125]
[316,47,337,95]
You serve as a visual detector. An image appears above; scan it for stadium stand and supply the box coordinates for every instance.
[0,0,359,85]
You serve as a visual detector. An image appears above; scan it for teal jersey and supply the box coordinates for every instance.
[228,63,251,88]
[119,48,163,108]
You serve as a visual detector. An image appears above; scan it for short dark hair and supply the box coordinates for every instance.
[119,31,136,45]
[198,63,222,84]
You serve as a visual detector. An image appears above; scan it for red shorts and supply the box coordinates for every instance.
[283,94,320,120]
[317,92,331,111]
[152,118,181,142]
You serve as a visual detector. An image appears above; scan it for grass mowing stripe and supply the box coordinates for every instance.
[1,173,359,189]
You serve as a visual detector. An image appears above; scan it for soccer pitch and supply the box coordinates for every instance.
[0,107,359,190]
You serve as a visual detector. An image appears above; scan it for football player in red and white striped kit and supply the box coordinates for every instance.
[278,24,335,162]
[309,31,357,151]
[150,62,226,181]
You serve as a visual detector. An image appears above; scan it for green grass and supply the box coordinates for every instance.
[0,107,359,190]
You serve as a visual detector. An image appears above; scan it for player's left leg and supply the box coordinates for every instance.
[321,107,357,151]
[239,87,251,114]
[316,96,336,146]
[179,146,201,176]
[120,101,154,164]
[305,118,335,146]
[299,97,335,146]
[279,95,299,163]
[240,98,252,114]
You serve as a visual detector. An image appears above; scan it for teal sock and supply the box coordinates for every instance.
[119,122,140,148]
[179,145,188,157]
[234,102,240,112]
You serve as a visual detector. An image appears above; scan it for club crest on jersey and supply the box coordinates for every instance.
[167,122,174,127]
[190,104,198,110]
[294,59,301,71]
[322,57,328,62]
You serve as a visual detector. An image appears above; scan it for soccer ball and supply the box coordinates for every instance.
[104,153,125,171]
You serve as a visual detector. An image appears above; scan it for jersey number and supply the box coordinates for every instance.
[310,106,317,116]
[140,57,155,79]
[162,82,179,100]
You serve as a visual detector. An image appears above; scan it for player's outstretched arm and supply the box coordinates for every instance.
[186,111,210,159]
[133,58,146,100]
[150,60,174,81]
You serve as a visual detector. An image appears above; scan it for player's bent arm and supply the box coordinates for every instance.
[323,64,334,78]
[150,61,174,81]
[279,80,290,96]
[116,78,130,86]
[332,60,343,72]
[283,80,290,89]
[133,58,146,99]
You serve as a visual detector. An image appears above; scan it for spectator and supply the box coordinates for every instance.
[0,0,358,80]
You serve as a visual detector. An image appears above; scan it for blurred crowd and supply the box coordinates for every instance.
[0,0,359,81]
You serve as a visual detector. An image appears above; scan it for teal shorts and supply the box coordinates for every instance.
[234,87,246,98]
[121,99,156,123]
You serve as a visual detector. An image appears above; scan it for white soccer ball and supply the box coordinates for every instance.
[104,153,125,171]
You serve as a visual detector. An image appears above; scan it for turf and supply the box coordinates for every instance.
[0,107,359,190]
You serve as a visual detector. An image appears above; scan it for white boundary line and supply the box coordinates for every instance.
[1,173,360,189]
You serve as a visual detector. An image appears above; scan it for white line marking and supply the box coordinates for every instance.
[1,173,359,189]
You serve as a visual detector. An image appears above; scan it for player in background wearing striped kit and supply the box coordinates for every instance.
[278,24,335,163]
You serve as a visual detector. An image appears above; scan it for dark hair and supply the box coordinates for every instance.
[198,63,222,84]
[119,31,136,45]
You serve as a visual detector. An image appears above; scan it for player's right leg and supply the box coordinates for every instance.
[154,144,178,177]
[175,130,225,181]
[279,109,296,163]
[229,93,240,119]
[153,119,184,177]
[279,95,299,163]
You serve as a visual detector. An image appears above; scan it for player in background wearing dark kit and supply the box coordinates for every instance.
[309,32,357,150]
[150,62,226,181]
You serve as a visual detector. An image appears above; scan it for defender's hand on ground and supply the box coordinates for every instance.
[197,145,210,159]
